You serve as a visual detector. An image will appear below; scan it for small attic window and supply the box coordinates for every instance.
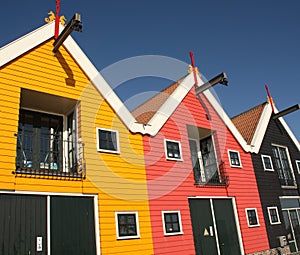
[164,139,182,161]
[228,150,242,167]
[96,128,120,153]
[261,155,274,171]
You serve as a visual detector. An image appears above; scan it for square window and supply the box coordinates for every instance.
[261,155,274,171]
[228,150,242,167]
[96,128,119,153]
[296,160,300,174]
[165,140,182,161]
[267,207,281,225]
[246,208,260,227]
[162,211,183,236]
[115,212,140,239]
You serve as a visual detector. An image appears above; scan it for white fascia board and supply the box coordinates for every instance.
[203,89,251,152]
[249,103,273,153]
[277,115,300,153]
[62,33,148,134]
[146,73,201,136]
[0,22,55,67]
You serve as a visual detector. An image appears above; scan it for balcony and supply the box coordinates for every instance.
[279,177,297,187]
[194,160,229,187]
[14,133,85,178]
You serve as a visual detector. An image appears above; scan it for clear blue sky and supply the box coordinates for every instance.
[2,1,300,140]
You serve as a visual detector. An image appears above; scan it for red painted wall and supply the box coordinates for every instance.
[142,88,269,254]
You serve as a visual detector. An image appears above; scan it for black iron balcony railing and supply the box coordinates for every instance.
[194,160,229,187]
[279,177,297,187]
[14,133,85,178]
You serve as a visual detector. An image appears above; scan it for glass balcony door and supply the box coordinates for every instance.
[17,110,63,171]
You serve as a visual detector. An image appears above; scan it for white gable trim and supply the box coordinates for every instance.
[146,74,202,136]
[278,117,300,152]
[203,89,251,152]
[249,103,272,153]
[0,22,55,67]
[1,22,272,151]
[247,103,300,153]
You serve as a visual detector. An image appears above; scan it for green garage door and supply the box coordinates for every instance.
[0,194,47,255]
[50,196,96,255]
[189,198,241,255]
[0,194,96,255]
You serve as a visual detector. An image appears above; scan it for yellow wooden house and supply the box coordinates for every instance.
[0,21,154,255]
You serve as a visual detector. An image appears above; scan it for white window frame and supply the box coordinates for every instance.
[267,206,281,225]
[164,139,183,161]
[228,150,242,168]
[96,127,120,154]
[115,211,140,240]
[261,154,274,171]
[245,208,260,227]
[162,210,183,236]
[272,144,296,188]
[296,160,300,174]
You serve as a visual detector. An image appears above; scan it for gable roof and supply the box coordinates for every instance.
[232,101,300,153]
[232,103,267,145]
[0,22,260,153]
[131,77,185,124]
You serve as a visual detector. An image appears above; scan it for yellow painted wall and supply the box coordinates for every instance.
[0,40,153,254]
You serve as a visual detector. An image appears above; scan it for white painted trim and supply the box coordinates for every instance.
[277,115,300,153]
[0,21,269,153]
[146,74,203,135]
[115,211,140,240]
[202,89,251,152]
[250,103,273,153]
[0,190,97,197]
[47,196,51,255]
[247,103,300,154]
[231,197,245,255]
[94,196,101,255]
[0,22,55,67]
[267,206,281,225]
[245,208,260,227]
[210,199,221,255]
[188,195,235,199]
[296,160,300,174]
[161,210,184,236]
[261,154,274,171]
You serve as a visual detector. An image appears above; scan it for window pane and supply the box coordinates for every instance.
[164,212,181,234]
[166,141,181,159]
[117,214,137,237]
[229,151,240,166]
[98,129,118,151]
[247,209,258,226]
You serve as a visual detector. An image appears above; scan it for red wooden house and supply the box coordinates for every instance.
[132,72,269,254]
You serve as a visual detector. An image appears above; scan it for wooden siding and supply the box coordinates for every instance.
[253,118,300,248]
[143,89,269,254]
[0,40,154,254]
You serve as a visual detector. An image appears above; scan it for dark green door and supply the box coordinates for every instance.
[213,199,241,255]
[50,196,96,255]
[189,199,218,255]
[0,194,47,255]
[189,198,241,255]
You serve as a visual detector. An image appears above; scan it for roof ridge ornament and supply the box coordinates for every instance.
[189,51,200,86]
[45,11,66,26]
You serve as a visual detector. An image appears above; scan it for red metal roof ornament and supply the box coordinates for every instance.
[54,0,61,39]
[189,51,199,87]
[265,85,275,113]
